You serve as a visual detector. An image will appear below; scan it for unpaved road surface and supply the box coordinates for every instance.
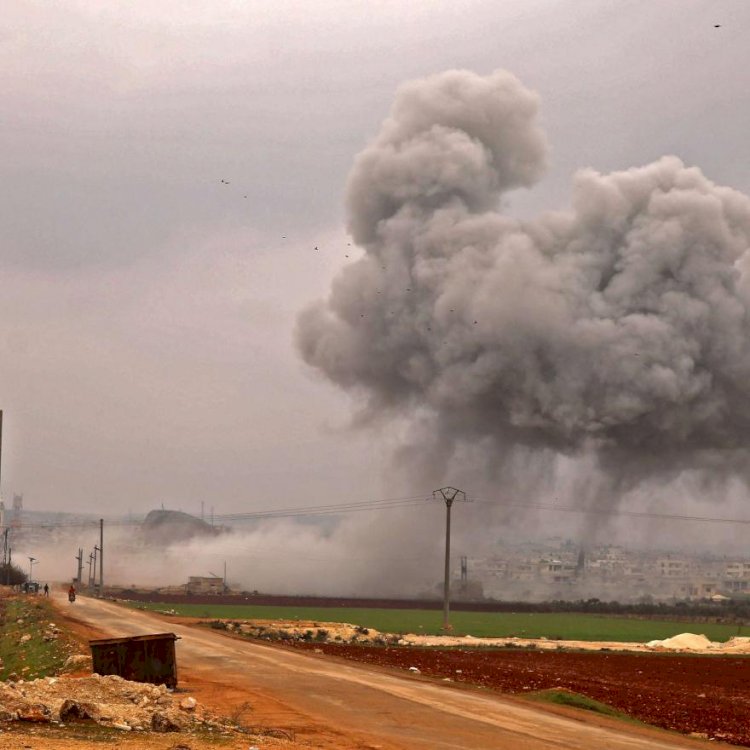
[55,594,713,750]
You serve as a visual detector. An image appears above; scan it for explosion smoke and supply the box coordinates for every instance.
[297,69,750,498]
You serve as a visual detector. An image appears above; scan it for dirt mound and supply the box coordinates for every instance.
[642,632,750,652]
[215,618,393,645]
[646,632,713,650]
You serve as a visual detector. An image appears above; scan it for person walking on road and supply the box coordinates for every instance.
[43,583,49,597]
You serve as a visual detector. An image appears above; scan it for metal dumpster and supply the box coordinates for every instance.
[89,633,180,688]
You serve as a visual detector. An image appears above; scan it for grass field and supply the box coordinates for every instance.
[127,601,750,642]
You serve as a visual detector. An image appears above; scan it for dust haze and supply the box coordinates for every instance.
[17,67,750,599]
[296,68,750,556]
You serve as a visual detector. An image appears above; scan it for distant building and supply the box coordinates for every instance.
[186,576,225,595]
[726,561,750,579]
[656,557,691,578]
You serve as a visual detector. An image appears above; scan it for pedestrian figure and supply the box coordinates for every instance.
[43,583,49,597]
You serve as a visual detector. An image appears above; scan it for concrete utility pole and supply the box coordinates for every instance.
[99,518,104,596]
[28,556,36,583]
[93,546,99,588]
[0,409,3,496]
[432,487,467,631]
[89,548,98,588]
[75,548,83,583]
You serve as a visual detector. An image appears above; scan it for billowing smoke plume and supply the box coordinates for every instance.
[297,69,750,496]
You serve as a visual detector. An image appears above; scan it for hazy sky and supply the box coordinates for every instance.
[2,0,749,519]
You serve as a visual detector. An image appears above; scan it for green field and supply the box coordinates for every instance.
[127,601,749,642]
[0,596,75,680]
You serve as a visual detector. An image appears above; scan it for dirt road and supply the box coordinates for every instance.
[56,593,709,750]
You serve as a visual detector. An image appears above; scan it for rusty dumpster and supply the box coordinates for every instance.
[89,633,180,688]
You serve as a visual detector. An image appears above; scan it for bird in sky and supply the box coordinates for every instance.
[220,179,230,184]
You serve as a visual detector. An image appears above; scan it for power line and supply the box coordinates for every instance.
[214,493,432,521]
[13,493,750,530]
[475,499,750,526]
[10,494,434,530]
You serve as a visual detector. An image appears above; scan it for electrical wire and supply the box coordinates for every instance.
[14,492,750,529]
[214,493,432,522]
[473,499,750,526]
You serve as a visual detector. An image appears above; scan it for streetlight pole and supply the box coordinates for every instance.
[432,487,467,631]
[28,556,36,584]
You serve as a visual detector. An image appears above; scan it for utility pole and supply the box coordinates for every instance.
[88,550,95,588]
[0,409,3,498]
[28,556,36,583]
[432,487,468,631]
[75,548,83,583]
[93,546,99,589]
[99,519,104,597]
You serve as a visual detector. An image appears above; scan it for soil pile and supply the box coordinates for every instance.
[646,632,712,650]
[645,632,750,652]
[214,619,394,645]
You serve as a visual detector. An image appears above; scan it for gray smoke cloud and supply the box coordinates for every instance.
[297,68,750,496]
